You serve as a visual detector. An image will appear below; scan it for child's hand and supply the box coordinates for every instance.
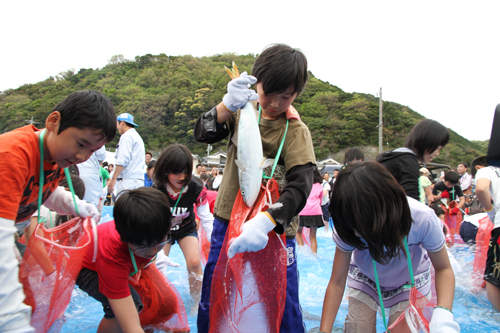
[440,190,450,199]
[222,73,259,112]
[227,212,276,258]
[429,307,460,332]
[72,201,100,222]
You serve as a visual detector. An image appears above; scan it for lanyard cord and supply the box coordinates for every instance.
[37,129,79,226]
[172,186,185,212]
[372,237,414,332]
[257,106,289,180]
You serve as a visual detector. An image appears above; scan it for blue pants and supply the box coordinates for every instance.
[197,218,305,333]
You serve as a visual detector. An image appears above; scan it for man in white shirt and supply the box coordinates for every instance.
[457,162,472,193]
[107,113,145,200]
[77,146,107,207]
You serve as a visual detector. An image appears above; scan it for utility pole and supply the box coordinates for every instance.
[379,87,383,154]
[207,144,213,157]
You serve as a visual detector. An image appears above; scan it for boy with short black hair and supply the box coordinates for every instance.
[432,171,465,210]
[194,43,315,333]
[0,90,116,332]
[76,187,172,333]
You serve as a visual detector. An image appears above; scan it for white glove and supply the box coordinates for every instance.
[197,203,214,242]
[44,186,100,222]
[227,212,276,259]
[222,72,259,112]
[429,307,460,333]
[486,205,496,224]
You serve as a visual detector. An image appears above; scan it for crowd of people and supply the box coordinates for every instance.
[0,43,497,333]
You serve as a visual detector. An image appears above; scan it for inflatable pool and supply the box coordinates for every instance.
[56,210,500,332]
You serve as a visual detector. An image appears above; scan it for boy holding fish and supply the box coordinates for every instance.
[194,43,316,333]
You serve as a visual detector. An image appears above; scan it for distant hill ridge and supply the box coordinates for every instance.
[0,52,487,166]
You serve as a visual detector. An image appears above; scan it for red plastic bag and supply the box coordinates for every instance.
[128,264,190,332]
[472,216,494,287]
[385,287,436,333]
[209,179,287,333]
[19,217,93,333]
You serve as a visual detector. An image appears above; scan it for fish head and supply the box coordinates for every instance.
[239,170,260,207]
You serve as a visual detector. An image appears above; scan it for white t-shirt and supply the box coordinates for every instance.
[321,180,331,206]
[475,166,500,228]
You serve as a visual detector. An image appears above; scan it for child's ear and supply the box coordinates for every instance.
[45,111,61,132]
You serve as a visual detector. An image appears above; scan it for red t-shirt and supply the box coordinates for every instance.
[82,221,151,299]
[0,125,64,222]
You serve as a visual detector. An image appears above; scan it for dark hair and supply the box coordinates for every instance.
[444,171,459,184]
[252,44,308,96]
[102,161,108,168]
[154,144,193,189]
[471,156,489,177]
[313,166,323,184]
[145,151,153,157]
[196,164,202,168]
[114,187,171,246]
[344,147,364,165]
[147,160,157,170]
[458,162,469,169]
[55,175,86,226]
[405,119,449,161]
[55,90,116,143]
[329,162,412,264]
[59,174,85,200]
[430,203,445,218]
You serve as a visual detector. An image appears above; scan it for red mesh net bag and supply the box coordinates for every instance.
[18,217,93,333]
[199,226,211,266]
[209,179,287,333]
[472,215,494,288]
[128,263,189,332]
[385,286,436,333]
[302,227,311,247]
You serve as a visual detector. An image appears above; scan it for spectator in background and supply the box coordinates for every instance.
[419,167,434,205]
[108,113,145,200]
[100,162,110,188]
[193,164,203,178]
[321,173,331,226]
[144,160,156,187]
[212,169,223,191]
[296,167,324,254]
[78,146,108,207]
[377,119,449,201]
[145,151,153,171]
[458,162,473,194]
[329,169,339,191]
[343,147,364,166]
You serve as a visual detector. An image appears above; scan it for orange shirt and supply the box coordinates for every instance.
[0,125,64,222]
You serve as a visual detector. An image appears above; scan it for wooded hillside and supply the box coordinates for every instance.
[0,53,487,166]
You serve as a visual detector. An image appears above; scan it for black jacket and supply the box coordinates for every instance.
[377,148,420,201]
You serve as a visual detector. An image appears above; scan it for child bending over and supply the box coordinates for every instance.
[320,162,459,333]
[76,187,171,333]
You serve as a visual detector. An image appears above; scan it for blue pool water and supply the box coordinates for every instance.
[58,208,500,332]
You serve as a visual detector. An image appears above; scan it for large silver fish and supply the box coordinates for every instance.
[225,62,273,207]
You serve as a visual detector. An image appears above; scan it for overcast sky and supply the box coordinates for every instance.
[2,1,498,141]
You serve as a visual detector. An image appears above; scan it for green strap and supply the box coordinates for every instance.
[37,129,80,226]
[172,186,185,212]
[128,246,139,276]
[258,106,289,180]
[371,237,414,332]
